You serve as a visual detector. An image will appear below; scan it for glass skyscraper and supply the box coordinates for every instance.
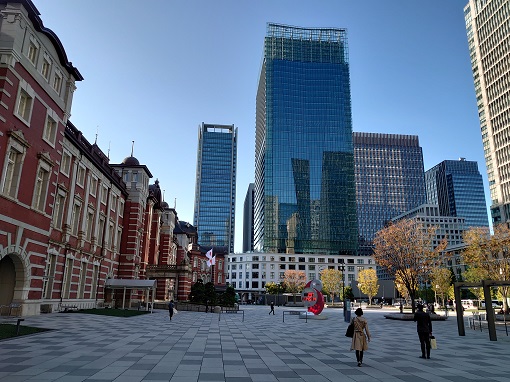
[194,123,237,253]
[425,159,489,228]
[254,23,358,255]
[464,0,509,223]
[354,133,426,256]
[243,183,255,253]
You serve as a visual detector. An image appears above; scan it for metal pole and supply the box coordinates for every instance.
[454,282,465,336]
[341,265,345,318]
[59,244,70,310]
[482,280,497,341]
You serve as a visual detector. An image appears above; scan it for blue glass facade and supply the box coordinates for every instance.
[254,23,358,255]
[194,123,237,253]
[354,133,426,256]
[425,159,489,228]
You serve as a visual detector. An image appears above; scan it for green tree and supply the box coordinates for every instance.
[463,267,488,302]
[218,285,236,306]
[204,282,216,305]
[357,268,379,305]
[430,267,452,306]
[189,279,205,303]
[344,286,354,301]
[320,269,343,305]
[265,282,279,295]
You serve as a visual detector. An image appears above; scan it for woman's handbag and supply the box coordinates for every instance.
[430,335,437,349]
[345,321,354,338]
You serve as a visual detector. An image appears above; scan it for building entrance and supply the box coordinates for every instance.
[0,255,16,306]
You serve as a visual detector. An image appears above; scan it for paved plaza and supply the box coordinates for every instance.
[0,305,509,382]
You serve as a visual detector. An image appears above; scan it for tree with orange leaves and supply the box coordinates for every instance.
[462,224,510,312]
[373,218,447,312]
[283,270,306,303]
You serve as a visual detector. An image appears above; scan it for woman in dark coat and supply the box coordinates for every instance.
[414,303,432,359]
[350,308,371,367]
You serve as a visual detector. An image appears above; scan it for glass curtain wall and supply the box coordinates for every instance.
[254,23,358,255]
[194,123,237,253]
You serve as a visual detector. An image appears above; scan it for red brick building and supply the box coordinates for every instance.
[0,0,225,316]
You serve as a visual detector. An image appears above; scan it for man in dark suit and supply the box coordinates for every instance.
[414,303,432,359]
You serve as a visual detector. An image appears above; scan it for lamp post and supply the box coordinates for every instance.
[340,264,345,318]
[277,282,283,307]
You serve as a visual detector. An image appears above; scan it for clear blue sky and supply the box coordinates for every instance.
[32,0,485,252]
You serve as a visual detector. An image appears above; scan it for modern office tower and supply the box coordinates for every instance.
[380,204,467,280]
[392,204,466,249]
[254,23,358,255]
[243,183,255,253]
[425,158,489,228]
[464,0,510,223]
[193,123,237,253]
[353,133,427,256]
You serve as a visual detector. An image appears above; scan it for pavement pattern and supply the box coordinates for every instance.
[0,305,509,382]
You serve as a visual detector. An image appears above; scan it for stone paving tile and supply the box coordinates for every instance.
[1,307,510,381]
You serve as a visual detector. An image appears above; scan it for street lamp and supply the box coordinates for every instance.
[339,264,345,318]
[277,282,283,307]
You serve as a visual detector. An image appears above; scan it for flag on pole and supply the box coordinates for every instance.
[206,249,215,267]
[209,256,216,267]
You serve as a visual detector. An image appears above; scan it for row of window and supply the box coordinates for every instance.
[227,267,362,280]
[230,256,371,265]
[2,132,54,213]
[52,188,122,250]
[229,262,364,272]
[43,253,102,300]
[228,271,359,291]
[192,257,224,272]
[26,33,64,95]
[2,143,123,216]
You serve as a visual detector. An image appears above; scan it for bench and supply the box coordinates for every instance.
[0,317,25,335]
[219,307,244,322]
[59,304,79,312]
[468,313,487,331]
[283,310,304,323]
[0,303,21,317]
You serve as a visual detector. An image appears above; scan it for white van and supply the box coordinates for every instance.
[460,299,475,309]
[480,300,502,309]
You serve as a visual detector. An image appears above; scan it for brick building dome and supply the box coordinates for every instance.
[122,156,140,166]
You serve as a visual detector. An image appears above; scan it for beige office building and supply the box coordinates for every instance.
[464,0,510,222]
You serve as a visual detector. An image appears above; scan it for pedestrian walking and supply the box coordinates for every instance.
[414,303,432,359]
[350,308,371,367]
[269,301,275,315]
[205,300,209,313]
[168,300,175,320]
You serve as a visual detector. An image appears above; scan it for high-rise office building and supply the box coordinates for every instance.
[254,23,358,255]
[243,183,255,253]
[193,123,237,253]
[354,133,427,256]
[425,159,489,228]
[464,0,510,223]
